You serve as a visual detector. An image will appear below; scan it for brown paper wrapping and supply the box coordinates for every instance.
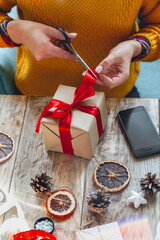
[41,85,107,159]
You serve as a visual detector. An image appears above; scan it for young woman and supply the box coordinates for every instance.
[0,0,159,97]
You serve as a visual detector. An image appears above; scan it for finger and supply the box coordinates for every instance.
[99,71,129,89]
[82,71,87,76]
[47,27,66,41]
[100,54,123,68]
[95,60,114,78]
[81,70,105,86]
[95,65,103,73]
[109,72,129,88]
[82,65,103,77]
[82,70,105,86]
[98,74,114,89]
[68,32,77,40]
[52,39,61,47]
[51,33,77,48]
[47,42,76,60]
[95,78,106,86]
[98,56,123,76]
[48,27,77,42]
[53,40,66,50]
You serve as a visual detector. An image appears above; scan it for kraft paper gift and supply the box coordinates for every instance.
[39,84,107,159]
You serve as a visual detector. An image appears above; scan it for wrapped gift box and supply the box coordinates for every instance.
[40,84,107,159]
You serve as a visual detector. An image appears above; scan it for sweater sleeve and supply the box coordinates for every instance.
[0,0,16,47]
[130,0,160,61]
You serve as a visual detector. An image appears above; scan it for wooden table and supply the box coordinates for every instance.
[0,95,160,239]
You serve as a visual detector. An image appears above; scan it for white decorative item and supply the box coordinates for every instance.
[0,218,30,240]
[0,190,4,202]
[155,220,160,240]
[0,189,17,216]
[0,188,30,240]
[127,190,147,208]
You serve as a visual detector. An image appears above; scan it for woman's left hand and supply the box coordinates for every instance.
[93,40,142,89]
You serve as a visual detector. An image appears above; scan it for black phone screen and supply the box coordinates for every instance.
[118,106,160,157]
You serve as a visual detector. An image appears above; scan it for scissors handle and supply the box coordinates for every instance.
[57,27,97,79]
[57,27,73,54]
[57,27,71,44]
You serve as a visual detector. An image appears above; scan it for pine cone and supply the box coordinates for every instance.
[30,173,53,194]
[140,172,160,196]
[87,188,110,214]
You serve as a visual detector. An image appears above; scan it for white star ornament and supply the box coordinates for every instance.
[127,190,147,208]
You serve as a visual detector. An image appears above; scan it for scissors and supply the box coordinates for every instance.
[57,27,98,79]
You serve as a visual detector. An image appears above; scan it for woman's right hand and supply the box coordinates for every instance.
[7,20,77,61]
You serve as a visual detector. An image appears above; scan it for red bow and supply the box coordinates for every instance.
[36,69,103,155]
[13,230,57,240]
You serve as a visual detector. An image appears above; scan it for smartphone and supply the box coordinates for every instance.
[117,106,160,158]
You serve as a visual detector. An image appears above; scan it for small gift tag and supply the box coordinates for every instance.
[76,222,123,240]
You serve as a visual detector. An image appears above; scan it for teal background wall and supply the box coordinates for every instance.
[0,7,17,94]
[0,7,17,72]
[135,60,160,98]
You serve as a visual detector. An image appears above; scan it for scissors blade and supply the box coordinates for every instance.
[76,54,98,79]
[69,45,98,79]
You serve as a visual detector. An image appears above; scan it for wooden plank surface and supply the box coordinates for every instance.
[82,98,160,238]
[0,95,27,224]
[0,96,160,239]
[9,96,88,240]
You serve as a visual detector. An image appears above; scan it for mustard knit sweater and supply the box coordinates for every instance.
[0,0,160,97]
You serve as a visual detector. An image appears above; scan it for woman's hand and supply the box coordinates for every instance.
[93,40,142,89]
[7,20,77,61]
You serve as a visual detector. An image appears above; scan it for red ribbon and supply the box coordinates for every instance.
[35,69,103,155]
[13,230,57,240]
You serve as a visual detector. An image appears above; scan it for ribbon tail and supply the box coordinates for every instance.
[95,107,103,138]
[59,112,74,155]
[75,69,98,98]
[35,102,55,133]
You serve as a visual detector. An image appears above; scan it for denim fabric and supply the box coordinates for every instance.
[126,86,140,98]
[0,65,20,94]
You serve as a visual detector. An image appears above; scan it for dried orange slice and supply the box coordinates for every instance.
[45,189,77,219]
[94,160,131,192]
[0,131,14,163]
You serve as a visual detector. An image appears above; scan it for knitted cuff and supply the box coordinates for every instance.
[0,18,22,47]
[129,36,150,62]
